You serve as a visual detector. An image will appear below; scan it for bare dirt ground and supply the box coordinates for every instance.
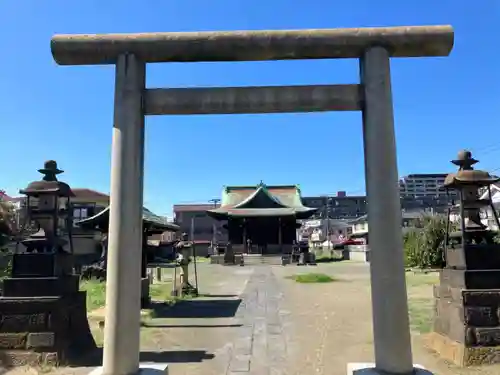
[273,262,500,375]
[4,261,500,375]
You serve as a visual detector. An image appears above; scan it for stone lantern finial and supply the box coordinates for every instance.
[38,160,64,182]
[451,150,478,171]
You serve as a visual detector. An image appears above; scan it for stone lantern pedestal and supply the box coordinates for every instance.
[0,161,96,367]
[428,248,500,366]
[0,253,96,366]
[425,151,500,366]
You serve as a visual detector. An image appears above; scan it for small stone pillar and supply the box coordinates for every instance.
[224,241,235,265]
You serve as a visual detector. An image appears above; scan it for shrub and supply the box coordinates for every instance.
[403,215,448,269]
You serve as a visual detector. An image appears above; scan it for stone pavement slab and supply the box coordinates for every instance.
[227,266,293,375]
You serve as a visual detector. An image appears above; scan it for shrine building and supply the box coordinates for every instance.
[206,183,318,254]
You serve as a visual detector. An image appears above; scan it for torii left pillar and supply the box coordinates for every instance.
[99,53,154,375]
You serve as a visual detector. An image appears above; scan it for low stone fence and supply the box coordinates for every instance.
[313,248,343,259]
[344,244,371,262]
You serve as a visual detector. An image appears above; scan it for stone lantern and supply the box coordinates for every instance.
[427,150,500,366]
[0,161,96,367]
[14,160,74,276]
[173,232,199,296]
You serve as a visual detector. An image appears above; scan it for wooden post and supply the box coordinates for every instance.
[278,218,283,253]
[360,46,413,374]
[243,219,247,253]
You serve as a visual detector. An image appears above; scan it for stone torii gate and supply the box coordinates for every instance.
[51,25,454,375]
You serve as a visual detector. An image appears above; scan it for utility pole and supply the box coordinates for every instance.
[209,198,221,244]
[322,195,331,250]
[190,216,195,242]
[326,197,331,250]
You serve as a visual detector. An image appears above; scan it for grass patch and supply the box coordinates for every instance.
[286,273,337,283]
[149,282,175,302]
[80,278,107,311]
[405,271,438,334]
[408,297,434,334]
[405,272,439,288]
[81,278,177,312]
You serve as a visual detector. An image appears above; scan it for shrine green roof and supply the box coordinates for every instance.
[76,206,180,232]
[207,183,317,219]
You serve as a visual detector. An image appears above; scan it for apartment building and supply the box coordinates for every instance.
[302,192,367,220]
[398,174,450,198]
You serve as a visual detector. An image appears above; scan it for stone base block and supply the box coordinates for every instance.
[433,285,500,305]
[210,254,243,265]
[445,244,500,270]
[88,362,169,375]
[347,363,428,375]
[210,255,223,264]
[0,350,58,367]
[3,275,80,297]
[439,269,500,289]
[423,331,500,366]
[0,292,96,365]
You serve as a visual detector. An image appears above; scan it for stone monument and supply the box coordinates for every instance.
[426,150,500,366]
[0,161,96,367]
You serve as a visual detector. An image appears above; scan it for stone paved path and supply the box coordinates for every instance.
[228,266,293,375]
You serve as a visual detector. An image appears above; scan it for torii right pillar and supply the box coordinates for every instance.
[350,46,424,375]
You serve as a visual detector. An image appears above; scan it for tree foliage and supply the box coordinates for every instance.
[0,200,14,247]
[403,215,448,269]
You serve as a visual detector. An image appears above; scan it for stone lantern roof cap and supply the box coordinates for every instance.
[19,160,74,197]
[443,150,500,189]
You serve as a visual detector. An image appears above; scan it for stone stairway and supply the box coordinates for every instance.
[242,254,284,266]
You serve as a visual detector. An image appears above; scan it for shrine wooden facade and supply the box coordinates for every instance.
[207,183,317,254]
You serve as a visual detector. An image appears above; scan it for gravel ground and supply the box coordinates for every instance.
[272,262,500,375]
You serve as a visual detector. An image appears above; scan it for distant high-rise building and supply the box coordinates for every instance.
[399,173,450,198]
[302,193,367,219]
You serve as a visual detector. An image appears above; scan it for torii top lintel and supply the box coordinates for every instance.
[50,25,454,66]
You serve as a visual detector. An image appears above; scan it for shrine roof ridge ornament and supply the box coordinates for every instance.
[50,25,454,66]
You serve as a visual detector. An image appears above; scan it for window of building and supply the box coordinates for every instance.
[73,203,96,227]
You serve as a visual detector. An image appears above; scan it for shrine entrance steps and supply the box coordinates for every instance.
[243,254,283,266]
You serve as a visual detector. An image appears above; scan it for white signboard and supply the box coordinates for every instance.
[310,228,322,242]
[303,220,321,228]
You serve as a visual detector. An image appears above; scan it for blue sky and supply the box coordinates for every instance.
[0,1,498,216]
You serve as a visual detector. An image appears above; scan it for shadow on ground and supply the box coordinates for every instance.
[149,299,242,319]
[315,257,344,263]
[68,348,215,367]
[141,322,243,328]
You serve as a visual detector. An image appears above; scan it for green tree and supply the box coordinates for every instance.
[0,199,14,247]
[403,215,448,269]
